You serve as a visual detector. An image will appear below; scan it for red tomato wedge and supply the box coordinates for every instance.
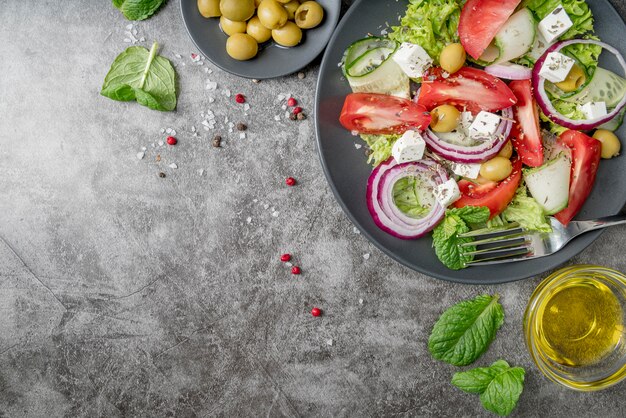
[458,0,522,60]
[454,158,522,218]
[339,93,431,135]
[417,67,517,114]
[508,80,544,167]
[554,130,601,225]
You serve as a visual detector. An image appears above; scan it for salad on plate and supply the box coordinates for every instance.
[337,0,625,270]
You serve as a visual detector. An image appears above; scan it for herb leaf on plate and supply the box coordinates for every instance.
[452,360,525,416]
[101,42,177,111]
[112,0,166,21]
[428,294,504,366]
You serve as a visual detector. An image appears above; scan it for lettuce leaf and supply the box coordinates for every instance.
[501,186,552,232]
[360,134,399,167]
[388,0,462,63]
[523,0,594,39]
[393,177,430,218]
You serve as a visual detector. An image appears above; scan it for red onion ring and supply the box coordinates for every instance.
[485,62,532,80]
[532,39,626,130]
[366,158,447,239]
[422,107,514,163]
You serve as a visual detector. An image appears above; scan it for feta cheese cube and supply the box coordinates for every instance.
[459,111,474,136]
[392,42,433,79]
[580,101,607,119]
[469,111,501,140]
[434,179,461,207]
[539,52,575,83]
[449,162,481,179]
[392,130,426,163]
[538,6,573,43]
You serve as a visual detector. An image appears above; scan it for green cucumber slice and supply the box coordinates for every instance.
[598,107,626,131]
[523,153,571,215]
[493,8,536,64]
[553,67,626,109]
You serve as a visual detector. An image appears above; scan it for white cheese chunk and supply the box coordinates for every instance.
[392,42,433,79]
[580,101,607,119]
[538,6,574,43]
[459,111,474,136]
[434,179,461,208]
[449,162,482,179]
[539,52,575,83]
[392,130,426,163]
[469,111,501,140]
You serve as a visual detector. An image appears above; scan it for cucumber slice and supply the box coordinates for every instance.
[493,8,536,64]
[598,107,626,131]
[523,153,571,215]
[342,37,393,76]
[476,42,501,66]
[347,47,396,76]
[556,67,626,109]
[521,34,551,65]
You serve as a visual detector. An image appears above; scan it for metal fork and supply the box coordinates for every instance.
[458,215,626,267]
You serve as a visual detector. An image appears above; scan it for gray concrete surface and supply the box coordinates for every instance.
[1,0,625,417]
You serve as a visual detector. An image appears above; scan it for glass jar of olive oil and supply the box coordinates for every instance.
[524,265,626,391]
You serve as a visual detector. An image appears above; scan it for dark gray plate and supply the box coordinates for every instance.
[180,0,341,79]
[315,0,626,284]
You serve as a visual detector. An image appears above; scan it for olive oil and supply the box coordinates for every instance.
[536,278,623,367]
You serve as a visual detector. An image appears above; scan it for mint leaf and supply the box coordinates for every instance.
[101,42,177,111]
[480,366,525,416]
[453,206,490,225]
[113,0,166,21]
[451,360,510,393]
[428,294,504,366]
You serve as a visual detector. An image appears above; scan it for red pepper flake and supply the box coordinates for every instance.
[287,97,298,107]
[311,307,322,317]
[280,253,292,262]
[291,266,301,275]
[191,53,198,59]
[166,136,177,146]
[293,106,303,115]
[235,94,246,104]
[285,177,296,186]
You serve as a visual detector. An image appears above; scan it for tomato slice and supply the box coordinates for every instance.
[339,93,431,135]
[417,67,517,114]
[458,0,522,60]
[454,158,522,218]
[554,130,601,225]
[508,80,544,167]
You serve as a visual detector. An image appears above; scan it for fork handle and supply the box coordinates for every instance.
[571,214,626,234]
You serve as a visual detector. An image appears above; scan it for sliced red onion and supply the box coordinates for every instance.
[532,39,626,130]
[366,158,447,240]
[422,107,514,163]
[485,62,532,80]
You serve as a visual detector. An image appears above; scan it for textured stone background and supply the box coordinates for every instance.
[1,0,625,417]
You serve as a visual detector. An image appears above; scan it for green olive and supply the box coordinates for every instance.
[593,129,621,159]
[247,16,272,43]
[220,0,255,22]
[275,0,291,3]
[295,1,324,29]
[498,141,513,159]
[555,64,586,92]
[258,0,289,29]
[440,43,466,74]
[226,33,258,60]
[284,0,300,20]
[430,104,460,133]
[197,0,221,17]
[272,21,302,47]
[220,16,247,36]
[480,157,513,182]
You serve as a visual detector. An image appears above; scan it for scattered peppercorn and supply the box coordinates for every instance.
[291,266,301,275]
[296,112,306,121]
[280,253,292,262]
[212,135,222,148]
[285,177,296,186]
[158,172,166,178]
[252,79,261,84]
[293,106,303,115]
[297,72,305,80]
[236,123,247,131]
[156,154,161,162]
[311,307,322,317]
[287,97,297,107]
[289,113,297,121]
[235,93,246,104]
[166,136,177,145]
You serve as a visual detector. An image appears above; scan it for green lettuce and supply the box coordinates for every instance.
[388,0,462,63]
[360,134,399,167]
[501,186,552,232]
[393,177,430,218]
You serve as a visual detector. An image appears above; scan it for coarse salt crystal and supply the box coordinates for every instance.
[171,130,176,136]
[272,211,279,217]
[363,253,370,260]
[264,204,270,209]
[158,140,164,146]
[353,227,360,234]
[240,133,246,139]
[274,115,281,121]
[139,37,145,42]
[126,24,133,30]
[246,217,252,224]
[359,298,364,304]
[223,89,231,97]
[132,28,138,36]
[166,128,172,134]
[137,151,145,160]
[160,128,165,133]
[354,143,362,149]
[208,97,215,103]
[169,163,178,169]
[175,54,182,59]
[199,169,205,176]
[123,38,132,43]
[285,262,293,267]
[243,103,250,111]
[191,126,196,132]
[326,339,334,346]
[282,105,287,110]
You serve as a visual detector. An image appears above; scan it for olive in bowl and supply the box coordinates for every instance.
[272,21,302,47]
[198,0,221,17]
[257,0,289,30]
[247,16,272,43]
[226,33,259,60]
[220,0,256,22]
[295,1,324,29]
[220,16,247,36]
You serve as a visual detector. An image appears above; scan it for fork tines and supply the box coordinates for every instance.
[457,223,534,266]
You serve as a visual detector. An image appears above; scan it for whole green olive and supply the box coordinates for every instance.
[593,129,621,159]
[247,16,272,43]
[439,43,466,74]
[258,0,289,29]
[480,157,513,182]
[226,33,259,60]
[275,0,291,3]
[220,0,255,22]
[555,64,586,92]
[272,21,302,47]
[220,16,247,36]
[283,0,300,20]
[430,104,460,133]
[295,1,324,29]
[197,0,221,17]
